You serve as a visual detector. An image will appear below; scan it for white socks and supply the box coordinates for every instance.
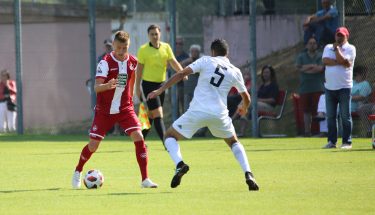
[164,137,183,166]
[231,142,251,173]
[164,138,250,173]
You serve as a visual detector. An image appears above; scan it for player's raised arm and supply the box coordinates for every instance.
[147,67,193,100]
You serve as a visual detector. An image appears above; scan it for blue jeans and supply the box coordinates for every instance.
[304,22,334,46]
[325,88,352,144]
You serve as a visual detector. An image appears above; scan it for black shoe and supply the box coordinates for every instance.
[245,172,259,191]
[171,163,189,188]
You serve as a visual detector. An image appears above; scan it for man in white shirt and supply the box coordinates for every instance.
[322,27,356,149]
[147,39,259,191]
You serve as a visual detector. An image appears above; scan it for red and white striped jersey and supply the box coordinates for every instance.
[95,52,138,114]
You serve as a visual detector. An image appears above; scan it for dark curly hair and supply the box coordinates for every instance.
[261,65,277,84]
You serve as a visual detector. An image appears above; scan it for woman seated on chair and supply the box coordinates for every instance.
[233,65,279,136]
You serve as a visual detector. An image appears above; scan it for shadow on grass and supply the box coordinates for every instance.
[0,187,61,194]
[250,147,320,152]
[0,134,88,142]
[0,134,142,143]
[108,191,172,196]
[31,150,126,156]
[331,148,375,152]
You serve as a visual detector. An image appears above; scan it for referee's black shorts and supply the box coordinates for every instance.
[142,80,165,111]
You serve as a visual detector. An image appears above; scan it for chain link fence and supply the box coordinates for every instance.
[1,0,374,137]
[345,0,375,137]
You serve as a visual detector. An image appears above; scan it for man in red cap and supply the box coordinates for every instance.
[322,26,356,149]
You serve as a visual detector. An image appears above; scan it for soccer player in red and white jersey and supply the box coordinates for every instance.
[72,31,158,189]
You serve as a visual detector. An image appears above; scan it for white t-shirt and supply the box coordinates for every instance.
[322,42,356,90]
[187,56,247,116]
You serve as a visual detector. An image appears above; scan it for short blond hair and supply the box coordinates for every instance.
[114,31,130,43]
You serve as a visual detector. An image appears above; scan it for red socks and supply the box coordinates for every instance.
[134,140,148,181]
[75,144,94,172]
[75,142,148,181]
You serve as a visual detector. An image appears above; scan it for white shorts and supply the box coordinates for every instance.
[172,110,235,139]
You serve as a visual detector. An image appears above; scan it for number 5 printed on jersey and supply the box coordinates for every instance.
[210,65,226,87]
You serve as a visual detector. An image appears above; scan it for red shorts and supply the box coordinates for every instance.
[300,92,323,114]
[89,110,141,140]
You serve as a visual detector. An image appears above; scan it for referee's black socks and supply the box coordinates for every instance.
[154,117,166,142]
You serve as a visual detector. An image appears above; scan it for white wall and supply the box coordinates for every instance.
[203,15,306,67]
[0,21,111,129]
[111,12,168,56]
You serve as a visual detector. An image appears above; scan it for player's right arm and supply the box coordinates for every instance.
[94,60,117,93]
[94,78,117,93]
[147,67,193,100]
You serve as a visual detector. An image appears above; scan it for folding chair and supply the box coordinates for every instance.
[257,90,288,137]
[368,114,375,149]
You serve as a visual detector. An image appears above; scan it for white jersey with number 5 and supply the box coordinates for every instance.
[187,56,247,116]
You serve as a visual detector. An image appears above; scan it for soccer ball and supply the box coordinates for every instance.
[84,169,104,189]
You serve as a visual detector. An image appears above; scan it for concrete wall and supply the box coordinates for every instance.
[112,12,169,56]
[203,15,306,67]
[0,21,111,130]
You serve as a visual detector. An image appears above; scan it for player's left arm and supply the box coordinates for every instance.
[147,67,193,100]
[237,91,251,117]
[129,72,135,97]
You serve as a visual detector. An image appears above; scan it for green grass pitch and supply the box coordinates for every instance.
[0,134,374,215]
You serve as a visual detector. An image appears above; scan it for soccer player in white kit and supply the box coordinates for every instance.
[147,39,259,191]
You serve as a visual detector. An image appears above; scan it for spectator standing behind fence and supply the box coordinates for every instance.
[175,37,189,116]
[351,65,372,113]
[296,37,325,137]
[322,27,356,149]
[303,0,338,47]
[135,24,184,143]
[234,65,279,137]
[0,69,17,132]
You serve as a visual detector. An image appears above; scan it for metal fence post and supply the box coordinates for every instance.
[249,0,257,137]
[169,0,177,122]
[337,0,345,26]
[88,0,97,113]
[14,0,23,134]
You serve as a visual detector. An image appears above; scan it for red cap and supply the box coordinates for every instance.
[336,27,349,38]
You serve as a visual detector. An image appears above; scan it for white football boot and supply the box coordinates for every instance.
[72,171,82,189]
[141,178,158,188]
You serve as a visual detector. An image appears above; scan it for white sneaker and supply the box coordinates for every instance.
[72,171,82,189]
[340,143,352,149]
[141,178,158,188]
